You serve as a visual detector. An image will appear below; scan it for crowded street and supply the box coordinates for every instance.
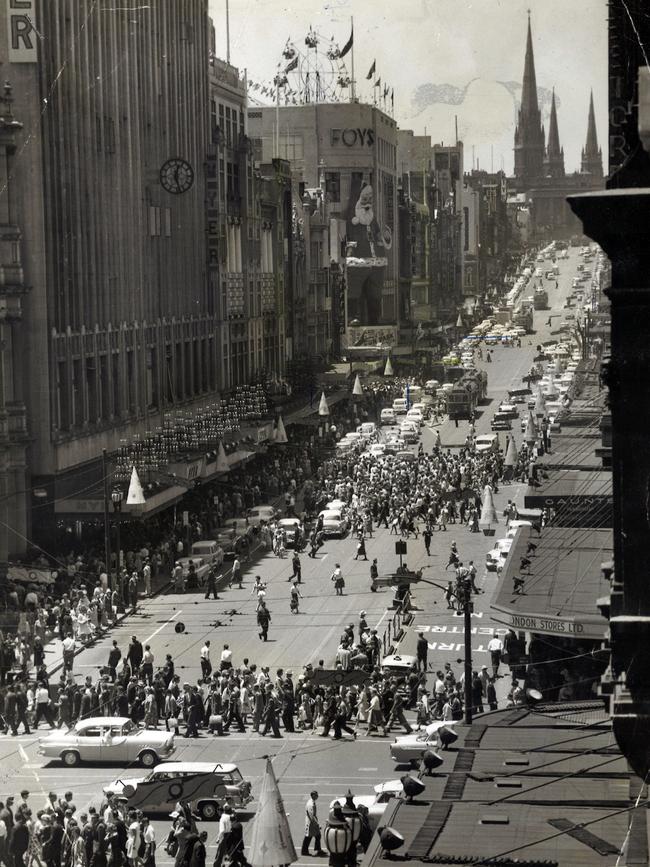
[0,244,591,864]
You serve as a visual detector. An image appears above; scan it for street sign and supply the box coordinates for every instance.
[395,541,407,555]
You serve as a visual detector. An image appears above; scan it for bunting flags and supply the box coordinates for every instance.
[339,26,353,58]
[374,76,381,88]
[366,59,375,79]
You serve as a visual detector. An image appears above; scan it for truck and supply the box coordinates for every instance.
[512,301,534,332]
[533,287,548,310]
[445,369,488,420]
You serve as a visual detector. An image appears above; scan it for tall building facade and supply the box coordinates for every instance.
[207,53,288,390]
[247,102,399,356]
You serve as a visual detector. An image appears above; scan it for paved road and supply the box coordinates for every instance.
[0,246,581,862]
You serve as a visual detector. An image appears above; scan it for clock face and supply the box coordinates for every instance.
[160,158,194,194]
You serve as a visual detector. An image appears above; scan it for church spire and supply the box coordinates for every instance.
[513,12,546,184]
[581,89,603,177]
[544,88,565,178]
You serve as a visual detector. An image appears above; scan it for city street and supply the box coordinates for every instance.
[0,250,581,860]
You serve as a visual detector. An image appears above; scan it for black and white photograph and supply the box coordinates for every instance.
[0,0,644,864]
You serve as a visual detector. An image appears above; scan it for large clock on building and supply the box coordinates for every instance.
[160,158,194,194]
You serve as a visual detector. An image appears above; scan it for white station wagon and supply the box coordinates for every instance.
[38,716,176,767]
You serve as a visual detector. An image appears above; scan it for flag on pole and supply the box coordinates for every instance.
[374,76,381,88]
[383,85,389,99]
[366,60,376,79]
[284,55,298,73]
[126,467,145,505]
[247,758,297,867]
[339,26,353,58]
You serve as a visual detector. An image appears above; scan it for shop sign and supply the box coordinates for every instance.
[7,0,37,62]
[502,610,605,638]
[330,128,375,147]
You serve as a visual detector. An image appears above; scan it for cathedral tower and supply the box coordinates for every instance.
[581,90,603,177]
[513,14,546,184]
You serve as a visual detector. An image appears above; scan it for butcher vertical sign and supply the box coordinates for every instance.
[7,0,37,63]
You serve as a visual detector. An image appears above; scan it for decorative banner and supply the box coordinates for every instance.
[216,441,230,474]
[275,415,288,444]
[480,485,499,526]
[247,758,297,867]
[126,467,145,506]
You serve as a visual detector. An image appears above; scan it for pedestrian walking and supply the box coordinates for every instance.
[487,631,503,677]
[416,632,428,673]
[369,558,379,592]
[423,525,432,556]
[229,557,243,589]
[445,541,459,570]
[204,567,219,600]
[289,581,302,614]
[257,602,271,641]
[200,641,212,680]
[331,564,345,595]
[291,552,302,583]
[301,792,325,857]
[354,536,368,561]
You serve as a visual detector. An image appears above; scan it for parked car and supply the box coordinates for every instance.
[330,781,404,831]
[103,762,253,821]
[390,722,456,765]
[38,717,175,768]
[318,509,349,537]
[486,538,514,572]
[246,505,278,526]
[213,526,253,559]
[474,434,498,454]
[176,540,225,587]
[277,517,304,548]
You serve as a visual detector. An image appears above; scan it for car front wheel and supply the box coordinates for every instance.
[139,750,158,768]
[62,750,80,767]
[198,801,220,821]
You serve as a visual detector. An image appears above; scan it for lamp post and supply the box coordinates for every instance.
[111,489,124,612]
[340,792,362,867]
[323,805,353,867]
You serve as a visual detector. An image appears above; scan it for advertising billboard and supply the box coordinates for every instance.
[344,173,393,328]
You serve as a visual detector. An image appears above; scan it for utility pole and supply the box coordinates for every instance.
[462,579,473,725]
[102,448,112,591]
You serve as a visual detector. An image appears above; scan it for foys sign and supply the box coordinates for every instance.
[7,0,37,62]
[330,128,375,147]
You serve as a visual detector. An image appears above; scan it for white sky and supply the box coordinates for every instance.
[209,0,608,175]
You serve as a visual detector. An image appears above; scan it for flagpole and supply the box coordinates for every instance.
[226,0,230,64]
[350,15,355,102]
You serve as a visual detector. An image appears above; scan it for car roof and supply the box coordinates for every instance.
[152,762,239,774]
[76,717,132,727]
[278,517,300,524]
[320,509,342,517]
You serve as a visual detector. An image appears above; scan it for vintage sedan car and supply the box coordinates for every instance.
[330,780,404,831]
[38,717,175,768]
[486,538,514,572]
[318,509,349,537]
[104,761,253,821]
[277,517,304,548]
[246,504,278,526]
[390,722,455,765]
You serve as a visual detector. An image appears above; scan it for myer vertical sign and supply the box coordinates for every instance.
[7,0,37,63]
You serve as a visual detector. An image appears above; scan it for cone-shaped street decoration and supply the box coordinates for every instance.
[479,485,499,526]
[534,387,547,418]
[318,391,330,416]
[524,411,537,446]
[554,354,564,375]
[456,312,463,328]
[275,415,288,444]
[504,436,518,468]
[216,441,230,473]
[248,757,297,867]
[352,373,364,396]
[126,467,145,505]
[384,355,394,376]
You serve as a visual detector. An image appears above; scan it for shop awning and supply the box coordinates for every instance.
[490,525,612,640]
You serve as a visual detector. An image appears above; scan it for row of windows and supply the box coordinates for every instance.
[210,100,245,148]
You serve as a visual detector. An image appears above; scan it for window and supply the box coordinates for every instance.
[149,206,161,237]
[278,133,304,161]
[225,106,232,146]
[325,172,340,202]
[219,103,225,137]
[210,98,217,140]
[464,206,469,251]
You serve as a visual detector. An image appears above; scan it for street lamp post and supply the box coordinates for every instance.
[340,792,362,867]
[324,805,353,867]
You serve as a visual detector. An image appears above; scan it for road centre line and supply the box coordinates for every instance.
[145,609,182,643]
